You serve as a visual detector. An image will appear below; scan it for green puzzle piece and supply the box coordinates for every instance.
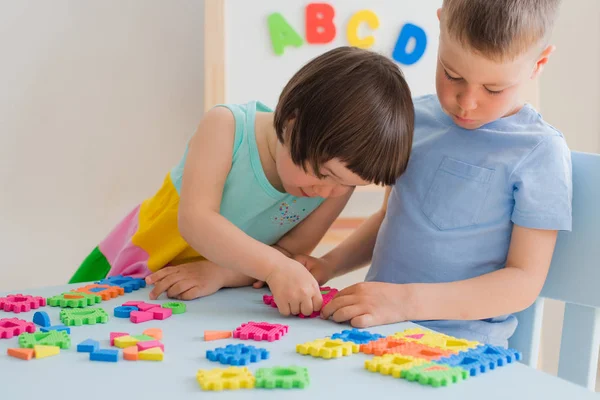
[132,334,156,342]
[401,364,468,387]
[60,307,109,326]
[255,366,310,389]
[19,331,71,349]
[47,292,102,308]
[161,302,186,314]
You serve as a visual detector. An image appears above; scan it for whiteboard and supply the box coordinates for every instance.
[223,0,443,108]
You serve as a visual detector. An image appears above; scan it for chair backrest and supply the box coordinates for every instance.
[509,151,600,390]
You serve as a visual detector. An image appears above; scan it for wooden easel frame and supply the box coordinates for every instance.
[204,0,226,111]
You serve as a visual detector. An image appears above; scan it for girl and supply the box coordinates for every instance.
[69,46,415,317]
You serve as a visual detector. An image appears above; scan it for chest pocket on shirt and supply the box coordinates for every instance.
[421,157,495,230]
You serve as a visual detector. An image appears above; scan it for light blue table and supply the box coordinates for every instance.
[0,284,596,399]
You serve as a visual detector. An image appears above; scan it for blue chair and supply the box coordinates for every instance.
[509,151,600,390]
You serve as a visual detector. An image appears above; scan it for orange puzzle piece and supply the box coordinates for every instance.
[123,346,139,361]
[397,342,455,361]
[360,338,412,356]
[204,330,232,341]
[75,284,124,300]
[143,328,163,341]
[7,348,35,360]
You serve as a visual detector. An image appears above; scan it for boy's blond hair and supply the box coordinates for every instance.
[441,0,561,61]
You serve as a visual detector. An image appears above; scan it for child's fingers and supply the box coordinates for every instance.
[350,313,374,329]
[300,299,314,317]
[166,280,194,299]
[330,303,363,323]
[290,300,301,316]
[276,300,291,317]
[149,273,181,300]
[252,281,265,289]
[146,266,177,285]
[312,291,323,312]
[178,286,203,301]
[320,293,353,320]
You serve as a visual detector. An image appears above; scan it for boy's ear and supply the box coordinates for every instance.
[531,45,556,79]
[437,8,442,21]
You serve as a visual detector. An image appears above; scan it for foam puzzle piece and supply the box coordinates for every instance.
[40,325,71,334]
[114,306,139,318]
[393,328,480,353]
[19,331,71,349]
[436,345,522,376]
[33,311,51,327]
[77,339,100,353]
[162,301,186,314]
[401,363,469,387]
[90,349,119,362]
[34,345,60,359]
[7,347,35,360]
[139,347,163,361]
[136,302,161,312]
[0,318,36,339]
[196,367,255,391]
[132,334,156,342]
[394,342,455,361]
[296,338,359,359]
[152,307,172,320]
[123,346,138,361]
[255,366,310,389]
[233,322,289,342]
[114,335,139,348]
[75,284,124,300]
[365,354,428,378]
[137,340,164,352]
[360,338,412,356]
[206,344,269,366]
[110,332,129,346]
[122,301,145,307]
[95,275,146,293]
[60,307,109,326]
[331,328,384,344]
[263,286,338,318]
[0,294,46,313]
[130,311,153,323]
[204,330,232,341]
[143,328,162,340]
[47,292,102,308]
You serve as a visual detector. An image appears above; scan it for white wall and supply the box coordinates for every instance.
[0,0,204,290]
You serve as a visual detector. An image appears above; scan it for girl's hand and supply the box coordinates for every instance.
[265,259,323,317]
[293,254,335,286]
[320,282,410,328]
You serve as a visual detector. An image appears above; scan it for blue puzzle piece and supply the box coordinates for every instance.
[77,339,100,353]
[95,275,146,293]
[114,305,139,318]
[436,345,522,376]
[206,344,269,366]
[33,311,51,328]
[330,328,385,344]
[40,325,71,334]
[89,287,106,293]
[90,349,119,362]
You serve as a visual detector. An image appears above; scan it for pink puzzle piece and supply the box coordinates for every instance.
[137,340,164,352]
[136,302,161,312]
[110,332,129,346]
[130,311,154,323]
[0,294,46,313]
[0,318,36,339]
[152,308,172,320]
[233,321,289,342]
[262,287,339,318]
[122,301,145,307]
[405,334,425,339]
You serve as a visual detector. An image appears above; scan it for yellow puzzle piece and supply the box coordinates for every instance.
[139,347,163,361]
[392,328,479,353]
[196,367,255,391]
[365,354,428,378]
[34,345,60,359]
[113,335,139,349]
[296,338,359,359]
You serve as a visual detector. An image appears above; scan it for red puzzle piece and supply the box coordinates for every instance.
[233,321,289,342]
[0,318,36,339]
[0,294,46,313]
[262,286,338,318]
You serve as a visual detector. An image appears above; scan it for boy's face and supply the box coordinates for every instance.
[435,16,554,130]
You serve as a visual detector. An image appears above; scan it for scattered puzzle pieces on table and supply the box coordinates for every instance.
[262,286,338,318]
[139,347,164,361]
[233,322,288,342]
[196,367,255,391]
[401,363,469,387]
[47,292,102,308]
[365,354,428,378]
[40,325,71,334]
[296,338,359,359]
[60,307,109,326]
[393,328,480,353]
[34,345,60,359]
[162,301,186,314]
[0,294,46,313]
[255,366,310,389]
[114,306,139,318]
[0,318,36,339]
[95,275,146,293]
[75,284,124,300]
[19,331,71,349]
[78,339,100,353]
[206,344,269,366]
[360,337,411,356]
[331,328,384,344]
[205,330,232,341]
[143,328,162,340]
[436,345,522,376]
[33,311,51,328]
[90,349,119,362]
[7,347,35,360]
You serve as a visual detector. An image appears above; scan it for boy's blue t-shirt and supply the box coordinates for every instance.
[367,95,572,347]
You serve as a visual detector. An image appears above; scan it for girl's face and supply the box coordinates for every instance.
[274,139,371,198]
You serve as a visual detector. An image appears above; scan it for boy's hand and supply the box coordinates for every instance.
[293,254,335,286]
[146,261,228,300]
[265,259,323,317]
[320,282,409,328]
